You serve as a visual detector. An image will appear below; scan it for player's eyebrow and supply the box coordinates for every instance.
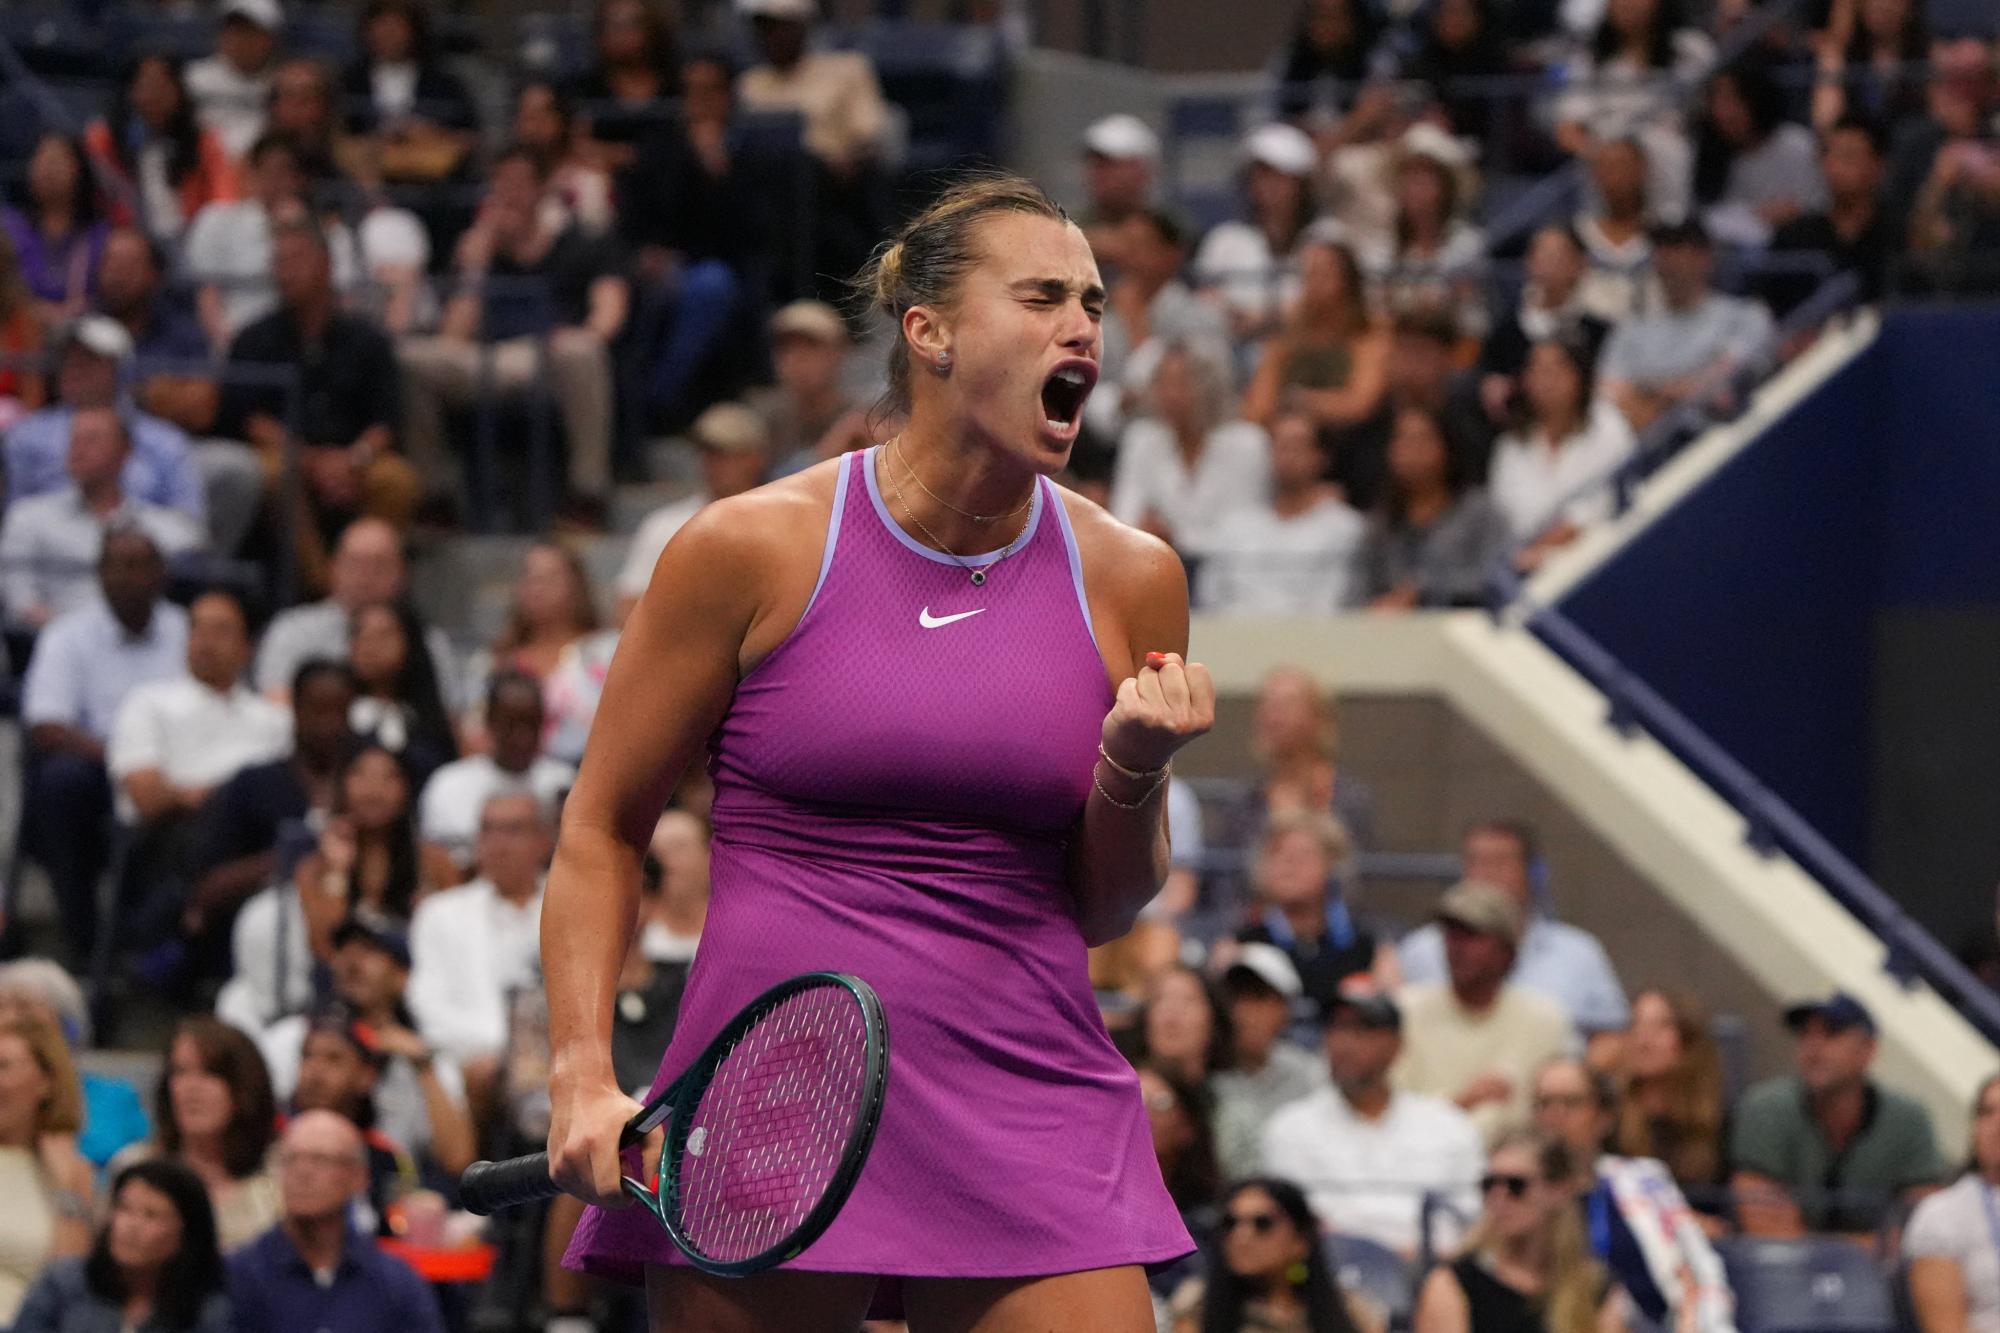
[1010,277,1107,306]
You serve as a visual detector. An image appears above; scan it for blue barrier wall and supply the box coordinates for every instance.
[1557,308,2000,947]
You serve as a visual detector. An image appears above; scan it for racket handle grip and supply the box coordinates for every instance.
[460,1153,561,1215]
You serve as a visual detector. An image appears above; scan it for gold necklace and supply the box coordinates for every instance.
[890,438,1035,524]
[883,451,1030,587]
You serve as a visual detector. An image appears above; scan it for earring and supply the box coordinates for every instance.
[935,353,952,371]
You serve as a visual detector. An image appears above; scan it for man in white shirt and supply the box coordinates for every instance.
[407,789,551,1107]
[184,0,282,161]
[613,403,771,621]
[0,406,204,625]
[1399,821,1630,1042]
[1261,980,1483,1257]
[1393,880,1579,1144]
[254,516,457,706]
[419,671,574,874]
[18,530,186,959]
[1106,342,1268,556]
[1196,411,1364,613]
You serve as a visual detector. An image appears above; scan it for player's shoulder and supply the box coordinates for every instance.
[1055,484,1185,609]
[670,456,846,571]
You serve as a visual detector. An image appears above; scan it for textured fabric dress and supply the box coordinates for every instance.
[568,446,1192,1292]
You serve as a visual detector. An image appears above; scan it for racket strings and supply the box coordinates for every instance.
[672,986,873,1263]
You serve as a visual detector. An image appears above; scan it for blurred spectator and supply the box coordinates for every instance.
[19,530,185,961]
[1109,342,1271,557]
[1237,811,1397,1015]
[1359,406,1511,609]
[1400,821,1630,1038]
[182,660,357,959]
[569,0,683,161]
[1241,237,1389,487]
[1730,991,1944,1237]
[615,403,771,619]
[340,0,477,184]
[0,407,204,625]
[1361,136,1488,334]
[1490,336,1636,565]
[110,589,289,957]
[641,809,710,966]
[1393,880,1578,1143]
[219,220,418,586]
[1195,409,1364,613]
[12,1158,231,1333]
[1909,125,2000,295]
[1128,965,1234,1091]
[226,1110,444,1331]
[137,1019,280,1255]
[286,1013,424,1230]
[1693,63,1828,247]
[1261,982,1483,1257]
[736,0,891,292]
[2,135,109,323]
[1401,0,1514,143]
[514,80,613,237]
[0,1017,95,1323]
[1533,1058,1735,1331]
[1078,115,1162,266]
[1211,945,1327,1181]
[1552,0,1713,226]
[1088,212,1232,442]
[218,743,451,1033]
[182,133,361,348]
[1810,0,1930,133]
[1479,225,1613,424]
[1764,117,1900,315]
[1275,0,1385,123]
[1338,308,1494,508]
[0,961,149,1169]
[479,541,602,705]
[754,301,862,478]
[255,517,457,708]
[1904,1072,2000,1333]
[399,148,627,518]
[1883,38,1998,220]
[1411,1129,1624,1333]
[539,624,620,768]
[1609,988,1726,1202]
[1598,219,1775,433]
[1239,666,1378,851]
[92,229,264,552]
[259,919,475,1180]
[1193,123,1321,341]
[1166,1178,1370,1333]
[420,671,574,876]
[5,314,207,526]
[185,0,283,162]
[345,602,457,785]
[85,55,243,247]
[258,59,345,189]
[1139,1062,1224,1232]
[1574,139,1658,321]
[0,231,45,425]
[407,789,551,1078]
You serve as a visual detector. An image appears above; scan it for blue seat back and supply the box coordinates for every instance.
[1716,1236,1896,1333]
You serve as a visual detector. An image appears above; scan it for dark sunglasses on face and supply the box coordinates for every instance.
[1481,1173,1534,1199]
[1222,1210,1280,1235]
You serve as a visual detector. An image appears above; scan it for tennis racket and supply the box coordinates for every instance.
[460,971,889,1277]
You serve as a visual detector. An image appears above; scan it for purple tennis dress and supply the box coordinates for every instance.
[567,446,1191,1292]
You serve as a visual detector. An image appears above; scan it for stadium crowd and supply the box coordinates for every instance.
[0,0,1994,1327]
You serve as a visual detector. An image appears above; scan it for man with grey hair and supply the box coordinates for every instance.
[227,1110,443,1330]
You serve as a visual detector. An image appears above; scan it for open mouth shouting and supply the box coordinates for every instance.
[1038,358,1098,445]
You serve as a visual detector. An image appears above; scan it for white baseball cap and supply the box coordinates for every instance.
[62,315,135,364]
[1082,114,1161,164]
[220,0,284,31]
[1222,942,1304,999]
[1243,122,1317,177]
[736,0,816,20]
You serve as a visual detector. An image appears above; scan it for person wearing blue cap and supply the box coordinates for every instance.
[1729,991,1945,1238]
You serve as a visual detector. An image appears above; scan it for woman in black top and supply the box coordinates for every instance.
[347,602,458,787]
[1276,0,1383,122]
[1414,1130,1625,1333]
[1170,1178,1366,1333]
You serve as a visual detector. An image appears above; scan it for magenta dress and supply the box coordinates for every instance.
[567,447,1191,1296]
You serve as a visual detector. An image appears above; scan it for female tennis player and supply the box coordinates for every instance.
[549,174,1215,1331]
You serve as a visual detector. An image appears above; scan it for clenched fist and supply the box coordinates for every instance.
[1101,651,1216,774]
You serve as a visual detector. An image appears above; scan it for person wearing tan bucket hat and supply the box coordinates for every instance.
[613,403,771,618]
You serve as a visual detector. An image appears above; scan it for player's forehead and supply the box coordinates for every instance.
[966,212,1102,295]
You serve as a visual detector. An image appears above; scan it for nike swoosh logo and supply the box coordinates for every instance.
[918,606,986,629]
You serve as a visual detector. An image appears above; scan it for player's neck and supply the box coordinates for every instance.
[880,426,1037,553]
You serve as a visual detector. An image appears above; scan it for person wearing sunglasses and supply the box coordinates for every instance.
[1413,1129,1627,1333]
[1167,1177,1374,1333]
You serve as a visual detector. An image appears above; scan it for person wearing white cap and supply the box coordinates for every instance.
[1192,123,1322,338]
[1078,113,1161,267]
[185,0,285,162]
[1210,942,1328,1179]
[751,301,862,478]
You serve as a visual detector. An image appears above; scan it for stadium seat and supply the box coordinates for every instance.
[1325,1232,1414,1330]
[1715,1236,1898,1333]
